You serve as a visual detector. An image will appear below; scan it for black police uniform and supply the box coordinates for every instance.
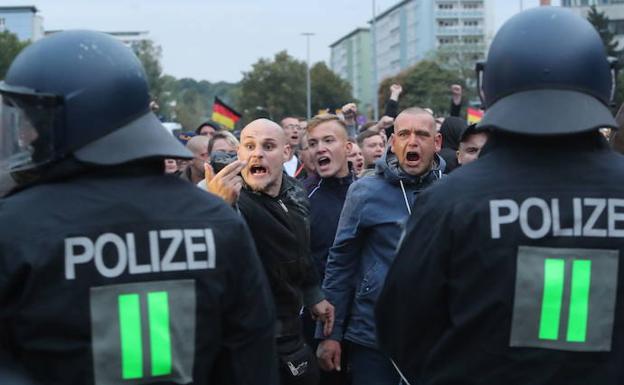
[376,8,624,385]
[0,30,278,385]
[0,165,277,385]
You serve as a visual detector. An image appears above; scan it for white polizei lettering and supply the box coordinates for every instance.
[65,237,94,280]
[551,198,573,236]
[583,198,607,237]
[519,198,551,239]
[64,228,218,279]
[205,229,216,269]
[608,199,624,237]
[148,231,161,272]
[573,198,583,236]
[94,233,127,278]
[185,229,208,270]
[490,199,519,239]
[126,233,151,274]
[160,229,187,272]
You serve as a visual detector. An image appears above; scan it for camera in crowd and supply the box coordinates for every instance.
[210,150,238,174]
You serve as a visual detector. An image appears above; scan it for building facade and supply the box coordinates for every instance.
[0,6,44,42]
[330,0,493,112]
[562,0,624,51]
[373,0,493,80]
[330,28,374,111]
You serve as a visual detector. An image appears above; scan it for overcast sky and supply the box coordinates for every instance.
[10,0,558,82]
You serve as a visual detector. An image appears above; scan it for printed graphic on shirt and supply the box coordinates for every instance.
[510,246,618,351]
[90,280,196,385]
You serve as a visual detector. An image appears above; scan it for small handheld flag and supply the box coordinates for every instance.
[212,97,241,130]
[467,107,484,125]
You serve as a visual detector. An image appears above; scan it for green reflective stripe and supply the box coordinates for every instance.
[148,291,172,376]
[566,260,592,342]
[539,259,565,340]
[118,294,143,379]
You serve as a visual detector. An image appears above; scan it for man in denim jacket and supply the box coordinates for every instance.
[316,108,444,385]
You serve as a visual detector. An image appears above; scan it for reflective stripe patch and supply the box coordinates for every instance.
[510,246,618,351]
[148,292,172,376]
[566,260,591,343]
[119,294,143,379]
[91,280,196,385]
[538,259,565,340]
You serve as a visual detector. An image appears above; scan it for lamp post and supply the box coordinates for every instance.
[372,0,379,120]
[302,32,315,120]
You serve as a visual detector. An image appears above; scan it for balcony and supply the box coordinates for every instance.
[461,26,484,35]
[461,10,484,18]
[435,9,461,18]
[436,26,461,36]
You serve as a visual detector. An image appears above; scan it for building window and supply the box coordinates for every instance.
[610,19,624,34]
[438,3,454,10]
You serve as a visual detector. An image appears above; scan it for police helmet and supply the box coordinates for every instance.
[477,7,618,135]
[0,30,191,184]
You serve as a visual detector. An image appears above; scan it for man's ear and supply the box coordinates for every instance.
[389,133,396,154]
[434,132,442,153]
[346,141,353,154]
[456,150,462,165]
[283,144,291,162]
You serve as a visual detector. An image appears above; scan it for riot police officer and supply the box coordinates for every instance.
[376,7,624,385]
[0,30,278,385]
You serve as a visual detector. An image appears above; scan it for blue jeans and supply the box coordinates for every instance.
[349,342,400,385]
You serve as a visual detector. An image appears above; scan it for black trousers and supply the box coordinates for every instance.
[278,334,320,385]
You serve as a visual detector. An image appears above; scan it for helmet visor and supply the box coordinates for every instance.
[0,91,61,176]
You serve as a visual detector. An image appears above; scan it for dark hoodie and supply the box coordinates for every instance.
[439,116,467,173]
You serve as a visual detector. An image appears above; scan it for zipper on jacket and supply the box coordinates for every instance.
[277,199,289,212]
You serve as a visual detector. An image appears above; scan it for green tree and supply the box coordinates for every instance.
[239,51,307,122]
[239,51,353,123]
[378,60,462,116]
[131,40,164,102]
[587,5,620,58]
[0,31,29,79]
[310,62,353,114]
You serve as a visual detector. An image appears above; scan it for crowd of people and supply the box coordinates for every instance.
[3,6,624,385]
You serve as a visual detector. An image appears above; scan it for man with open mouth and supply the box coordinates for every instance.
[316,108,444,385]
[281,116,303,177]
[208,118,335,385]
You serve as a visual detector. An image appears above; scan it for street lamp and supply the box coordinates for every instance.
[301,32,315,120]
[372,0,379,120]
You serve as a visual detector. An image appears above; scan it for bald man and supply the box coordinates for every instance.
[182,135,210,184]
[208,119,335,385]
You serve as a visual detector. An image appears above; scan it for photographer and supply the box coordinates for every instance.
[208,118,335,385]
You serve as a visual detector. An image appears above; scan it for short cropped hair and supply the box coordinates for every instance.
[208,131,240,155]
[356,130,382,148]
[307,114,349,136]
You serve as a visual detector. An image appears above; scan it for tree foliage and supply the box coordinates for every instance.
[0,31,29,80]
[239,51,353,123]
[378,60,462,116]
[164,78,239,130]
[310,61,353,114]
[587,5,620,58]
[131,40,164,102]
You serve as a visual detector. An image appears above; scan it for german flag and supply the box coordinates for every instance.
[467,107,484,125]
[211,97,241,130]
